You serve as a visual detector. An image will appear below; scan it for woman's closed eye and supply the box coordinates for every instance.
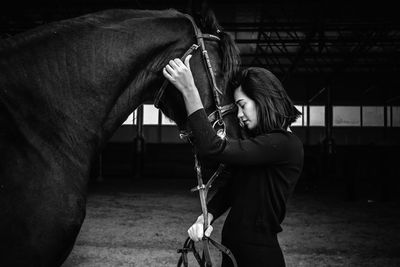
[236,102,245,109]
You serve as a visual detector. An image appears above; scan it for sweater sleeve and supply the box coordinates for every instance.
[207,182,231,221]
[187,108,292,166]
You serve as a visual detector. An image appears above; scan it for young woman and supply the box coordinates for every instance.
[163,56,303,267]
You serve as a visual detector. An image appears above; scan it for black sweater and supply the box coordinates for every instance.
[188,109,304,246]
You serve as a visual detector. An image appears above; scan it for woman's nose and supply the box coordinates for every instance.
[237,107,243,119]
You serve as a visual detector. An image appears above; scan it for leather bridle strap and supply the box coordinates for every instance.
[154,14,221,109]
[177,237,203,266]
[177,237,237,267]
[208,103,236,126]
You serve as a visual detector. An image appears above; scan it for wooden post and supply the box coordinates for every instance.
[133,105,145,179]
[97,153,104,183]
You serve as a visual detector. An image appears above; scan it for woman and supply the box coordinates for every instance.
[163,56,303,267]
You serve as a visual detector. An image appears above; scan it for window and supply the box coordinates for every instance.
[161,113,176,126]
[122,105,400,128]
[333,106,360,126]
[143,104,159,125]
[292,105,304,126]
[393,106,400,127]
[123,105,177,126]
[309,106,325,126]
[122,111,136,125]
[362,106,384,126]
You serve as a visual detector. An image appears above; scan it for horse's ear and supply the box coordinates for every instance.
[199,1,211,18]
[187,1,219,33]
[187,0,208,17]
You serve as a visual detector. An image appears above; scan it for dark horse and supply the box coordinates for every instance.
[0,9,240,266]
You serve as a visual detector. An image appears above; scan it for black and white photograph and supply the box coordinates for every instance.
[1,0,399,266]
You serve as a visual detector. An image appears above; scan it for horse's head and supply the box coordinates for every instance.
[155,10,241,139]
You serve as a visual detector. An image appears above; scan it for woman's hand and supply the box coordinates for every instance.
[187,213,214,242]
[163,55,196,96]
[163,55,204,116]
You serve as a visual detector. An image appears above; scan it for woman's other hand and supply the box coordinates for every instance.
[163,55,196,96]
[187,213,214,242]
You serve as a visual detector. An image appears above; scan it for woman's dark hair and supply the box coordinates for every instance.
[237,67,301,134]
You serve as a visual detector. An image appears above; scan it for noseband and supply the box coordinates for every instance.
[153,14,237,267]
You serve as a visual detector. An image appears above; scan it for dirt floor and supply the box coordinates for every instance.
[62,178,400,267]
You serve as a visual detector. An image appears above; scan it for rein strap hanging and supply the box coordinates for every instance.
[151,13,237,267]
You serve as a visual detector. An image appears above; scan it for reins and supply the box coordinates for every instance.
[153,14,237,267]
[177,133,237,267]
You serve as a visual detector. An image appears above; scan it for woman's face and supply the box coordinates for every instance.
[234,86,258,130]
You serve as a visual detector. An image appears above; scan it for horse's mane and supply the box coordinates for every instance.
[192,9,241,92]
[0,9,184,51]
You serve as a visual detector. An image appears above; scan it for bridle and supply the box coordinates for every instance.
[153,14,237,267]
[154,15,236,139]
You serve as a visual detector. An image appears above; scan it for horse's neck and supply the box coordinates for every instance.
[96,11,195,142]
[0,10,194,163]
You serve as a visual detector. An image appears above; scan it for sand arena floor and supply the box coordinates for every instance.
[62,179,400,267]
